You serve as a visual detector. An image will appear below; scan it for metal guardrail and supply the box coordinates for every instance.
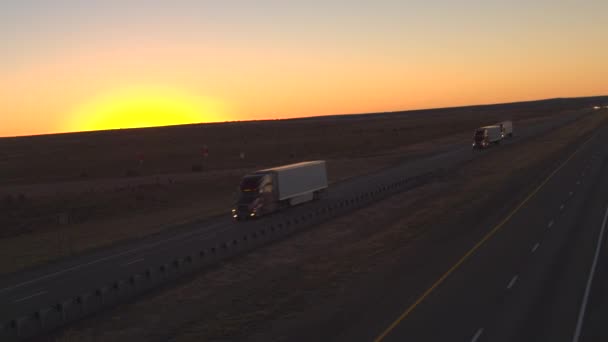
[0,169,437,341]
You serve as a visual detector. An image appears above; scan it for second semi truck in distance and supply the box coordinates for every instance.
[232,161,328,220]
[473,125,502,149]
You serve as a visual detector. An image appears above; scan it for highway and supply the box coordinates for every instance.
[0,110,591,336]
[317,119,608,342]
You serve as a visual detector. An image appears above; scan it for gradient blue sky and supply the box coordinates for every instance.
[1,0,607,136]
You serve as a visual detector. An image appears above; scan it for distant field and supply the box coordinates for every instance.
[46,103,608,342]
[0,97,604,275]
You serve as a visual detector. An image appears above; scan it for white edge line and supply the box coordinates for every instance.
[0,222,224,294]
[471,328,484,342]
[13,290,47,303]
[121,258,144,267]
[572,205,608,342]
[531,242,540,253]
[507,275,519,289]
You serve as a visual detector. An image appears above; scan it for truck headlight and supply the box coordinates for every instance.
[231,209,236,213]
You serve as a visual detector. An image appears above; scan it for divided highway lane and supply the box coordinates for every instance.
[371,121,608,342]
[0,110,589,328]
[569,170,608,341]
[482,149,608,342]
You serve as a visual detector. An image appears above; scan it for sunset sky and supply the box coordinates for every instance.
[1,0,607,137]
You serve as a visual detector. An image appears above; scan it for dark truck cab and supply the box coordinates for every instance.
[472,125,502,150]
[473,129,487,148]
[232,173,280,220]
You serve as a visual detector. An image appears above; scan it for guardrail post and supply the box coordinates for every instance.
[77,293,91,314]
[14,316,30,338]
[96,286,110,306]
[113,280,129,299]
[0,321,17,341]
[129,274,142,291]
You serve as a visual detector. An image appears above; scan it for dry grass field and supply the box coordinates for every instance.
[0,98,602,275]
[43,104,608,342]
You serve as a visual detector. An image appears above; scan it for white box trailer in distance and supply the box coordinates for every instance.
[232,161,328,220]
[497,121,513,138]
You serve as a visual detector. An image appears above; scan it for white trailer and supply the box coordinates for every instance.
[497,121,513,138]
[265,161,328,205]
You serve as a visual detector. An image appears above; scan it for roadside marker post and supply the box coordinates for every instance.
[201,145,209,172]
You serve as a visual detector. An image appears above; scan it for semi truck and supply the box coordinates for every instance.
[497,120,513,138]
[472,125,502,149]
[232,160,328,220]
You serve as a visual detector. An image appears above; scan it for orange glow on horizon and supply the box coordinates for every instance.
[65,86,227,132]
[1,1,607,137]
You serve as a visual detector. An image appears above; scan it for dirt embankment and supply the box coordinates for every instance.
[0,105,581,275]
[43,111,607,342]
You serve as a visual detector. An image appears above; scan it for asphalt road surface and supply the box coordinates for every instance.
[0,111,591,329]
[322,118,608,342]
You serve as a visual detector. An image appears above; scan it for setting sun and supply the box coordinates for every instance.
[67,86,226,132]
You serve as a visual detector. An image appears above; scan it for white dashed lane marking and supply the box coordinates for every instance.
[531,243,540,253]
[471,328,484,342]
[121,258,144,267]
[507,275,519,289]
[13,290,47,303]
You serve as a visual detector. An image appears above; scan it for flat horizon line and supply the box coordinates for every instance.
[2,94,607,139]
